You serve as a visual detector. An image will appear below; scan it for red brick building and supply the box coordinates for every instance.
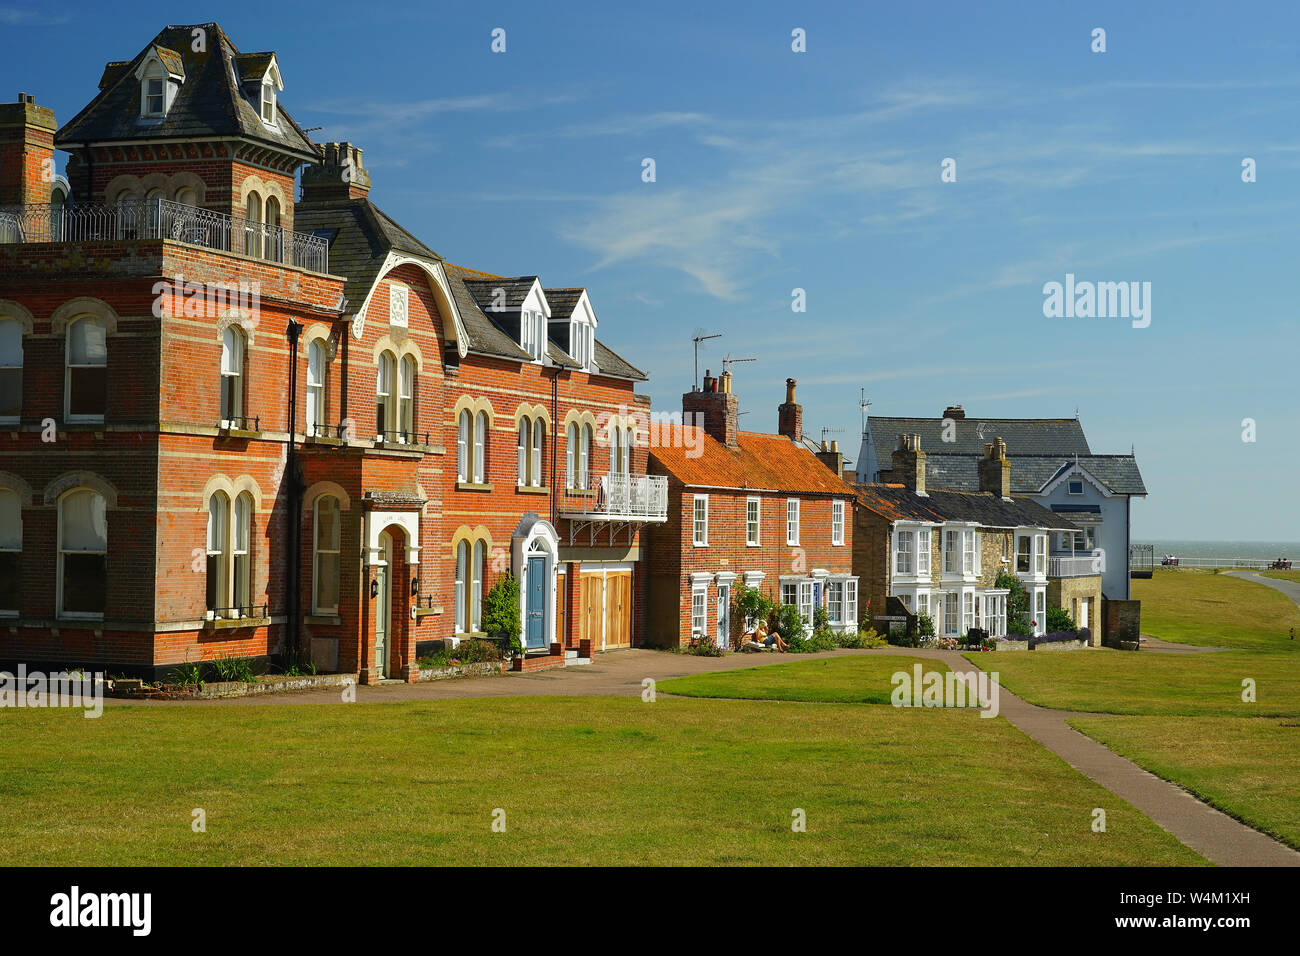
[644,373,859,648]
[0,23,665,681]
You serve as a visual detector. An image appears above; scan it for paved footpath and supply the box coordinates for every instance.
[113,643,1300,866]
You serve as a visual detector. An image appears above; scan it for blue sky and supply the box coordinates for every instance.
[5,0,1299,541]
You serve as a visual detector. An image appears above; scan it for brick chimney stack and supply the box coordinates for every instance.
[815,439,843,476]
[891,433,926,495]
[0,93,56,206]
[300,141,372,201]
[943,404,965,420]
[777,378,802,443]
[682,368,739,448]
[979,436,1011,499]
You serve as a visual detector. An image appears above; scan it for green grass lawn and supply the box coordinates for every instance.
[1132,569,1300,652]
[658,654,939,704]
[0,696,1203,866]
[1261,570,1300,584]
[964,648,1300,716]
[1070,715,1300,850]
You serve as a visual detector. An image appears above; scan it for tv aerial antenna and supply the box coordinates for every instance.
[692,330,722,389]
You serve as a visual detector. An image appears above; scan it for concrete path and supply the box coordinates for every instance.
[941,649,1300,867]
[1137,634,1225,654]
[109,643,1300,866]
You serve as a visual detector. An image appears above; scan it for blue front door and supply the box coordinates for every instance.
[526,556,546,649]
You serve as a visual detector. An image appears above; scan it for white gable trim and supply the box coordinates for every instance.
[351,253,469,357]
[1037,463,1114,499]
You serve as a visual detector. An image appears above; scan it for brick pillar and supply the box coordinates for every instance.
[0,96,55,206]
[564,561,582,649]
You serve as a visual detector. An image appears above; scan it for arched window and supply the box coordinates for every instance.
[59,488,107,617]
[220,326,245,426]
[0,318,22,423]
[624,426,635,472]
[398,355,415,440]
[175,186,197,207]
[565,423,578,489]
[517,419,529,486]
[313,495,340,615]
[233,492,252,612]
[263,196,281,261]
[454,540,468,633]
[531,419,544,487]
[580,424,593,489]
[610,425,623,475]
[206,491,229,613]
[471,539,485,631]
[375,350,395,439]
[473,410,488,483]
[0,488,20,613]
[66,316,107,422]
[306,338,326,435]
[457,410,470,482]
[244,191,262,257]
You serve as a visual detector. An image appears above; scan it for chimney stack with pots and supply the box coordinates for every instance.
[777,378,802,443]
[979,436,1011,499]
[891,433,927,495]
[682,368,739,448]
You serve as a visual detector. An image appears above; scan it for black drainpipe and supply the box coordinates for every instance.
[285,319,304,663]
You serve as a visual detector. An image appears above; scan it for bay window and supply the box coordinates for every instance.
[895,529,915,575]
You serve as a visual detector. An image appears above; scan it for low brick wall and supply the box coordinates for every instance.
[995,640,1030,651]
[416,661,504,682]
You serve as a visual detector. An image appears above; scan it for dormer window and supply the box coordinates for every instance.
[134,47,184,121]
[144,67,165,116]
[261,80,276,124]
[520,310,544,362]
[1067,479,1085,496]
[571,321,593,370]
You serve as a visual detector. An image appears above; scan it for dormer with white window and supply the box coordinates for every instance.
[544,287,598,373]
[232,53,283,129]
[134,46,184,121]
[517,280,550,363]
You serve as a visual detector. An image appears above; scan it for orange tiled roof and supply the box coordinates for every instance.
[649,426,856,496]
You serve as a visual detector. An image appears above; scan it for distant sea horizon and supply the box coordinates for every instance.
[1134,539,1299,560]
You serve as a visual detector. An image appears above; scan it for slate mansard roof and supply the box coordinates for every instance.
[56,22,317,161]
[855,483,1080,532]
[869,416,1146,497]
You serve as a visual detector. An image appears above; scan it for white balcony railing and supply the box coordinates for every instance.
[557,471,668,522]
[0,198,329,273]
[1048,555,1098,577]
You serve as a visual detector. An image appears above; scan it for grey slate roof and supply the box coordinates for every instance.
[856,483,1079,531]
[57,23,316,161]
[870,415,1092,458]
[870,414,1145,496]
[444,265,646,380]
[901,453,1147,496]
[294,197,441,314]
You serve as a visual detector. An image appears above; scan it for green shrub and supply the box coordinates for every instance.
[916,611,936,637]
[1045,605,1077,634]
[210,655,255,683]
[732,582,776,635]
[836,627,886,649]
[482,574,523,656]
[686,636,726,657]
[169,661,203,687]
[451,638,501,664]
[774,603,806,641]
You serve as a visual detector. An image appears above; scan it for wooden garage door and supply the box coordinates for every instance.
[580,575,603,648]
[604,572,632,649]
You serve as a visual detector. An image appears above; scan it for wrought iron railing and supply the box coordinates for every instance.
[0,198,329,273]
[376,428,431,446]
[306,421,345,440]
[557,470,668,521]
